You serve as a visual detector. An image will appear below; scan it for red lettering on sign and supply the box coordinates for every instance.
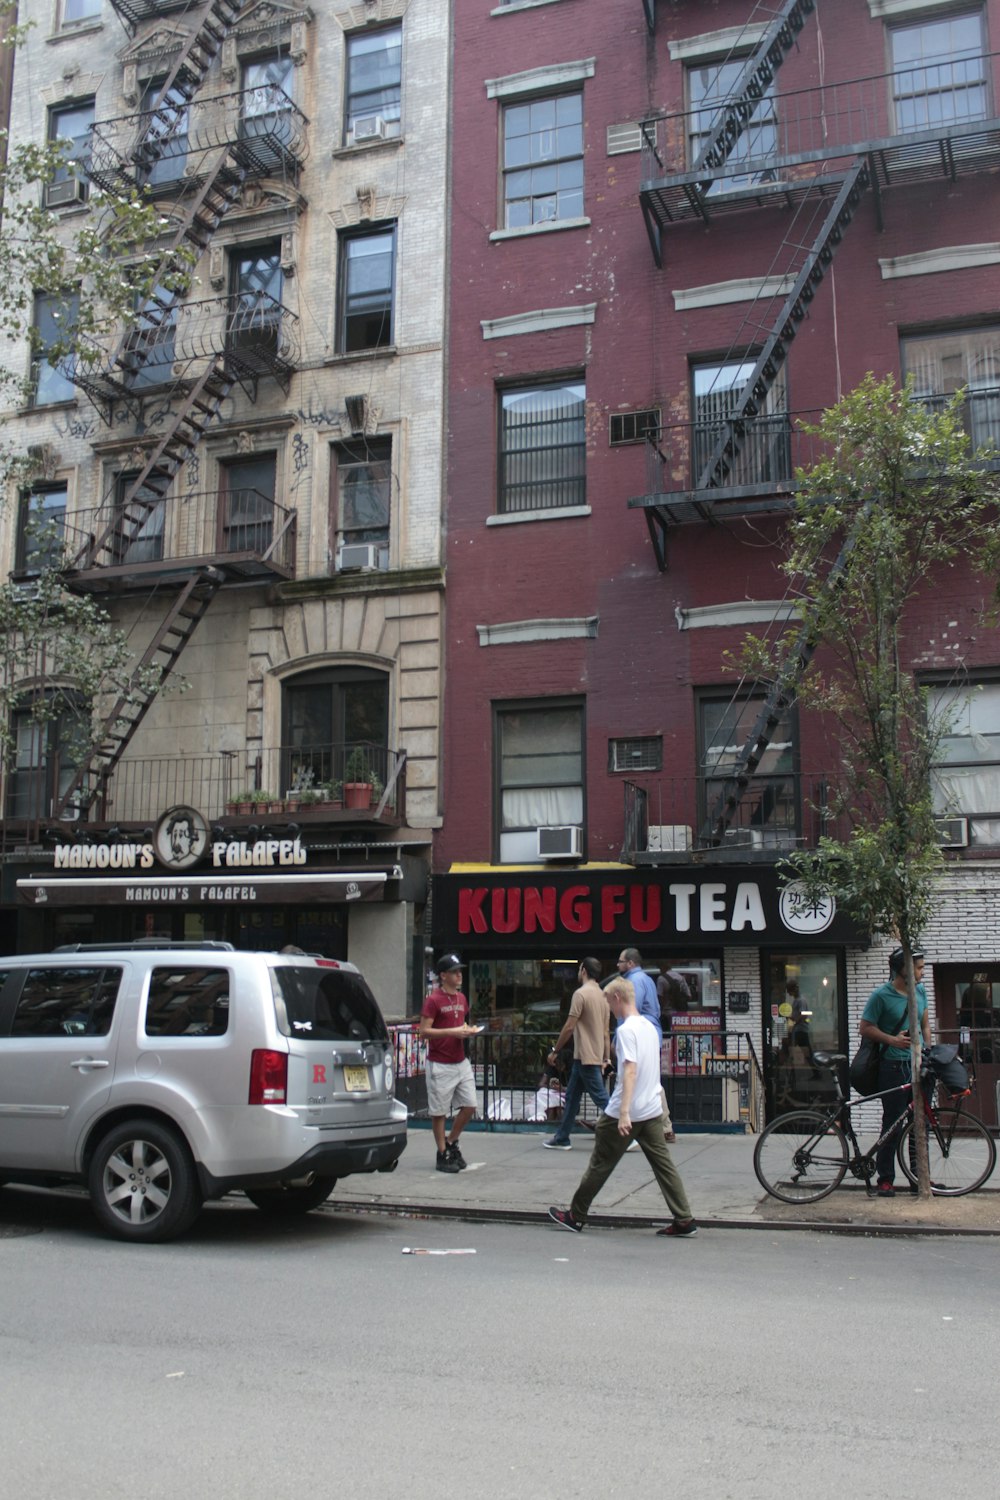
[560,886,592,933]
[630,884,661,933]
[601,885,627,932]
[491,887,522,933]
[523,886,557,933]
[458,886,488,934]
[312,1064,327,1084]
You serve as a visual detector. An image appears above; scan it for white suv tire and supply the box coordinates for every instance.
[88,1119,203,1243]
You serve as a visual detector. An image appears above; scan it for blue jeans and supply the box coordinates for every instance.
[550,1062,610,1144]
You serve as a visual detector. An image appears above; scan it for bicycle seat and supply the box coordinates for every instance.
[811,1051,846,1067]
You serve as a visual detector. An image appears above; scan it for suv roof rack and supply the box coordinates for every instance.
[52,940,237,953]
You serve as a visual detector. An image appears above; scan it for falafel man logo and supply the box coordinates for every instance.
[155,805,209,871]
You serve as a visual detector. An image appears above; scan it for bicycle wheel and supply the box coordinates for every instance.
[896,1109,997,1196]
[753,1111,849,1204]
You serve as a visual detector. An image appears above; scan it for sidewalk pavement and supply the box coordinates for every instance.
[329,1123,1000,1237]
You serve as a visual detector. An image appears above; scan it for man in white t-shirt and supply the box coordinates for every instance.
[548,977,697,1239]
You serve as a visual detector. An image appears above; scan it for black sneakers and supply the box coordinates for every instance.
[446,1140,468,1170]
[547,1206,583,1233]
[436,1149,461,1174]
[655,1218,698,1238]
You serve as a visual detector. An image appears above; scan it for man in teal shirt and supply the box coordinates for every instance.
[860,947,932,1197]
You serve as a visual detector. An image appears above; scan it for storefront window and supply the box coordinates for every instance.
[766,953,842,1116]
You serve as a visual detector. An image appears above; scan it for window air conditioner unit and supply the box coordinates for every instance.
[45,177,87,208]
[722,827,764,849]
[337,542,381,572]
[537,825,583,860]
[352,115,387,143]
[647,825,692,852]
[934,815,969,848]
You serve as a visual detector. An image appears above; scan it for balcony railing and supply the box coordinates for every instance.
[641,51,1000,222]
[632,390,1000,521]
[86,86,309,195]
[3,743,407,830]
[622,775,854,862]
[56,488,296,585]
[74,291,301,407]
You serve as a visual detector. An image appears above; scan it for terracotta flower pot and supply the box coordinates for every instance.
[343,781,373,810]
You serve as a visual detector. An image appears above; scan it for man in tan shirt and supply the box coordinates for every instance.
[542,957,611,1149]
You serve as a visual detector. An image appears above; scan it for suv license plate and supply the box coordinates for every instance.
[343,1065,371,1092]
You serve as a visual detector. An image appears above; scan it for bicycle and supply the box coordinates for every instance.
[753,1047,997,1204]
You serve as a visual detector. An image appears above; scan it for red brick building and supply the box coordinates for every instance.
[437,0,1000,1123]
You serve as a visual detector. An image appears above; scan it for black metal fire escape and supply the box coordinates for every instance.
[54,0,298,820]
[630,6,1000,846]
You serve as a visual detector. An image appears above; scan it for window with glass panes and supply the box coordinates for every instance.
[902,326,1000,453]
[16,487,67,576]
[890,10,988,133]
[698,693,797,848]
[47,99,94,194]
[7,695,87,821]
[928,679,1000,846]
[691,359,789,489]
[338,226,395,352]
[687,60,776,191]
[332,438,391,564]
[495,701,584,863]
[345,25,401,139]
[220,453,275,555]
[498,381,586,513]
[32,291,79,404]
[502,92,583,228]
[283,668,389,795]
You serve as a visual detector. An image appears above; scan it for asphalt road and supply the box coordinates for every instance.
[1,1187,997,1499]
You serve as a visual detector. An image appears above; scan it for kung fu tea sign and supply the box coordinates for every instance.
[433,869,864,949]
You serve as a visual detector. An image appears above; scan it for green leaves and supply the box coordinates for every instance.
[735,375,1000,945]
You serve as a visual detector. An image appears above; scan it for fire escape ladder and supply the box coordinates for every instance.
[688,0,816,193]
[70,361,236,570]
[694,157,870,494]
[51,569,224,820]
[93,0,245,393]
[135,0,240,153]
[701,502,873,846]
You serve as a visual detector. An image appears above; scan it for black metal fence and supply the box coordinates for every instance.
[390,1026,765,1132]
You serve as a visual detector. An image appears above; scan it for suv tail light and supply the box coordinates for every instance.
[249,1049,287,1104]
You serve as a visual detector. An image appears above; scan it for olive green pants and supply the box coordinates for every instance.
[570,1112,693,1225]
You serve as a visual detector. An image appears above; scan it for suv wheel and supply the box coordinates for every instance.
[244,1175,337,1215]
[88,1120,202,1243]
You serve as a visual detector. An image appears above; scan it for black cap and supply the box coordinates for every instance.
[436,952,463,974]
[889,947,924,975]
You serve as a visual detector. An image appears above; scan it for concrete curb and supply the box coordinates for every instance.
[326,1198,1000,1238]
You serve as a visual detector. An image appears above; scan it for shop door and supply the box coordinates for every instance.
[932,966,1000,1128]
[763,952,844,1120]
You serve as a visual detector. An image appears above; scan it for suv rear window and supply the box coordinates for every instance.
[271,965,388,1043]
[11,966,123,1037]
[145,967,231,1037]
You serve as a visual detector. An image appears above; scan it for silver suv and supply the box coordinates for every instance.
[0,942,406,1241]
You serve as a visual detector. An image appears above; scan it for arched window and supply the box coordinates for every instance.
[282,666,389,795]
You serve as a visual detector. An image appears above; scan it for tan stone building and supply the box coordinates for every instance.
[0,0,449,1013]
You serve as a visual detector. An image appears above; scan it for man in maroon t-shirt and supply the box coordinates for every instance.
[419,953,481,1173]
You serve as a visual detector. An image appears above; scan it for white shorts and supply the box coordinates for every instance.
[426,1058,477,1117]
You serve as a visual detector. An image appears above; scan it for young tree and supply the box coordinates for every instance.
[734,374,1000,1196]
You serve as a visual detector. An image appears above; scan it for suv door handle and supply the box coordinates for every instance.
[70,1058,110,1070]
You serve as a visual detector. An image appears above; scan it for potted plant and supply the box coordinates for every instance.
[343,750,375,810]
[251,789,282,814]
[316,779,343,809]
[231,790,255,816]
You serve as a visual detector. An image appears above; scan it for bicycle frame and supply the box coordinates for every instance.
[809,1073,966,1188]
